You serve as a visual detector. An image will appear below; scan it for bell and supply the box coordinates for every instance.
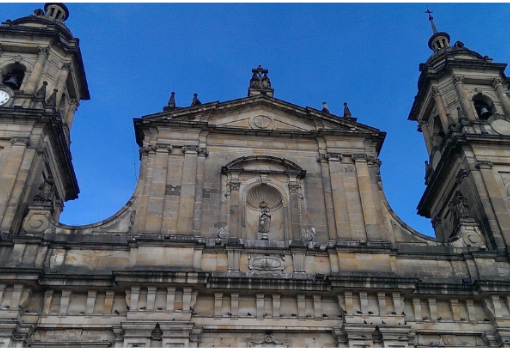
[479,107,491,118]
[3,75,20,89]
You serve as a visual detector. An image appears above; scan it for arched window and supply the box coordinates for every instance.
[2,63,26,90]
[473,94,493,120]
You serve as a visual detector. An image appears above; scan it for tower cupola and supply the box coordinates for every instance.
[44,3,69,22]
[426,9,450,52]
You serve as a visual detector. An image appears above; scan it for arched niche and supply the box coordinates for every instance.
[221,156,306,241]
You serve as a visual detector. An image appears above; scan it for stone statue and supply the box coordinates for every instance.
[451,191,470,220]
[34,176,55,204]
[258,201,271,239]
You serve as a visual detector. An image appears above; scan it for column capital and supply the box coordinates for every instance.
[453,75,464,85]
[351,153,368,162]
[10,137,30,147]
[37,46,49,57]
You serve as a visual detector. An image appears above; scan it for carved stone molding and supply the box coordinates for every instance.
[493,78,504,89]
[197,147,209,157]
[181,145,198,153]
[351,153,368,162]
[328,152,343,161]
[453,75,464,85]
[316,153,330,163]
[37,46,49,57]
[368,156,382,166]
[456,169,468,184]
[475,161,493,170]
[288,182,300,193]
[229,181,240,191]
[10,137,30,147]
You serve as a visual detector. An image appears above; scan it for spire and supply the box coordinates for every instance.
[425,8,438,34]
[425,9,450,52]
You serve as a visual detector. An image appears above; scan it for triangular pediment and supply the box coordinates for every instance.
[137,95,381,135]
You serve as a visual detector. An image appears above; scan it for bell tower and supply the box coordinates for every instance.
[0,3,89,236]
[408,11,510,252]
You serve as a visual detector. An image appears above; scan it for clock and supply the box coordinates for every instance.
[0,89,10,106]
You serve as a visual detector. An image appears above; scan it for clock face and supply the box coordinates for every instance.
[0,89,10,106]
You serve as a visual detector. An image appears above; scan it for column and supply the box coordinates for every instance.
[289,181,302,240]
[183,288,192,312]
[272,294,280,318]
[54,63,71,106]
[412,298,422,320]
[24,46,49,94]
[0,285,5,305]
[193,147,208,234]
[377,292,387,316]
[297,294,306,319]
[228,180,240,235]
[352,154,379,240]
[494,78,510,116]
[130,286,140,311]
[11,284,24,308]
[466,299,476,321]
[428,298,437,321]
[313,295,322,319]
[42,290,53,314]
[214,292,223,318]
[86,290,97,314]
[359,292,368,314]
[104,291,114,314]
[450,299,460,321]
[65,99,80,129]
[418,121,434,154]
[344,292,353,315]
[166,287,176,312]
[177,146,198,233]
[60,290,72,315]
[453,75,476,121]
[328,155,352,239]
[146,287,157,311]
[256,294,264,319]
[231,293,239,319]
[432,89,451,130]
[318,154,337,240]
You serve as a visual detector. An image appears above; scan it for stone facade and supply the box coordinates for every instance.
[0,4,510,348]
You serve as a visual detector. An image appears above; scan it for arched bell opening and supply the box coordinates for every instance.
[473,94,494,120]
[2,63,26,90]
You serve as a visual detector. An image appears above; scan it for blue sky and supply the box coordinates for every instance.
[3,3,510,236]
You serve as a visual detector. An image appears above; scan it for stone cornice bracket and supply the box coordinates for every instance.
[37,46,50,57]
[475,161,493,170]
[351,153,368,162]
[10,137,30,147]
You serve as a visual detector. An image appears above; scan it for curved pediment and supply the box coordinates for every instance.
[221,155,306,178]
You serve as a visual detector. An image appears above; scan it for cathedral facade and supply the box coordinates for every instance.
[1,4,510,348]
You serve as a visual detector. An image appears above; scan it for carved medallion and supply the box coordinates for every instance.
[248,255,284,272]
[250,115,275,130]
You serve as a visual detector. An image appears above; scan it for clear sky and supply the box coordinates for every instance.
[3,3,510,236]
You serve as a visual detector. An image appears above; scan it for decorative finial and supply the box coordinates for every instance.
[34,81,48,99]
[191,93,201,107]
[343,102,352,118]
[248,65,274,97]
[425,8,438,34]
[322,102,329,113]
[168,91,176,108]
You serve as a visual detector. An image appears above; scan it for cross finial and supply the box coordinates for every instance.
[425,8,438,34]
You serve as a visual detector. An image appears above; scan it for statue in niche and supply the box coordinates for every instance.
[34,176,55,204]
[450,191,470,221]
[258,201,271,240]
